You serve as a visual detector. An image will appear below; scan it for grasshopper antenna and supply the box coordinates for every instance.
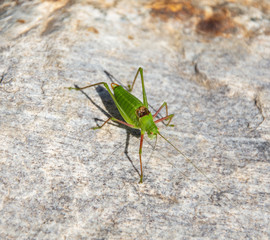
[157,132,249,236]
[158,132,222,192]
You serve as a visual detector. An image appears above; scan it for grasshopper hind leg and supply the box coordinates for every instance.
[92,117,135,130]
[91,117,112,130]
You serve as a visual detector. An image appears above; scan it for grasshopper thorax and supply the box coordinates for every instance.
[136,106,159,139]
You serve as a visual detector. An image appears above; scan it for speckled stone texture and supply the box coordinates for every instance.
[0,0,269,239]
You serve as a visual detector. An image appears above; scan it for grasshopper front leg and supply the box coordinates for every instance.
[153,102,174,126]
[139,133,144,183]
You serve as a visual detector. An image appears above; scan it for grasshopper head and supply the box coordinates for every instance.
[138,113,159,139]
[147,125,159,139]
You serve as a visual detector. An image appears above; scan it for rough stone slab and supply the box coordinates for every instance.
[0,0,270,239]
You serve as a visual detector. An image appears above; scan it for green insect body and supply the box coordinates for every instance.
[112,84,144,126]
[112,84,158,139]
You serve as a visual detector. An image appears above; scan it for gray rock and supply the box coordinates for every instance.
[0,1,269,239]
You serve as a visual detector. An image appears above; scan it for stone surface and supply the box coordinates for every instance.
[0,0,270,239]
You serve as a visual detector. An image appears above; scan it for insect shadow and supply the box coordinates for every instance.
[74,70,144,177]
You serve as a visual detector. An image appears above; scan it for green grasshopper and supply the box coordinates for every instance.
[69,67,217,185]
[69,69,248,235]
